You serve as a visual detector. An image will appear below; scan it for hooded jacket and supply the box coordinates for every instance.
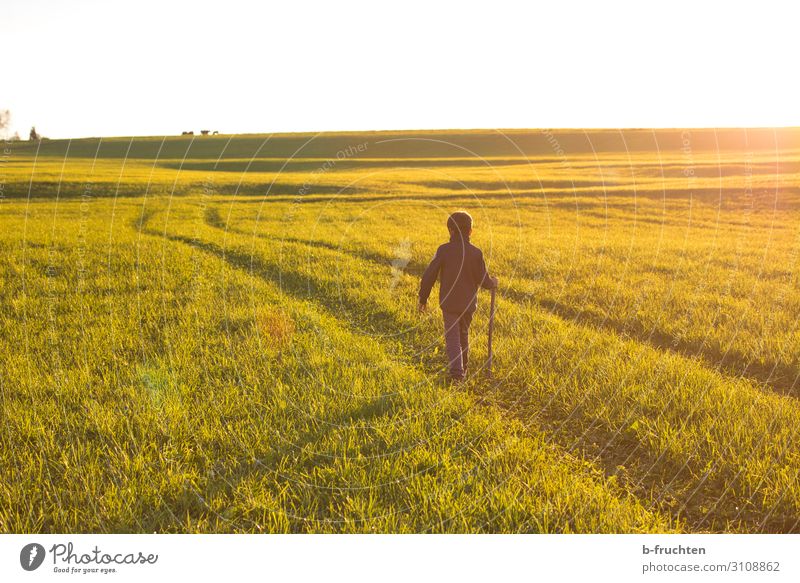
[418,233,496,313]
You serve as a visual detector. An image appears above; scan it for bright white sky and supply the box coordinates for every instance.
[3,0,798,138]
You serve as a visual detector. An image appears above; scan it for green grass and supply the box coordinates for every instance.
[1,128,799,532]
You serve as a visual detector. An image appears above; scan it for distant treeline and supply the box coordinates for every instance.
[6,128,799,161]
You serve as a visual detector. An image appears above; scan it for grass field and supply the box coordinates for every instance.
[2,128,800,533]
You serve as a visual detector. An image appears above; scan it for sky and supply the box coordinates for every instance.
[2,0,798,139]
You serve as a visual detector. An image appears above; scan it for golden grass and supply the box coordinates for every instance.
[1,129,799,532]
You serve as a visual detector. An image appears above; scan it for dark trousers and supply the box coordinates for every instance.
[442,309,474,379]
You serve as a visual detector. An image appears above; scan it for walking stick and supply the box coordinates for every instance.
[487,287,496,378]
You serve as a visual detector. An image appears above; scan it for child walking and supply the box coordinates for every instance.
[418,211,498,381]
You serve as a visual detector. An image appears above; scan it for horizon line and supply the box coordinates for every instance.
[9,125,800,142]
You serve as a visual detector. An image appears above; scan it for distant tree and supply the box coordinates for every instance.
[29,126,40,141]
[0,109,10,138]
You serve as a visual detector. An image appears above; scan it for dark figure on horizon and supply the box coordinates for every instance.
[418,211,498,382]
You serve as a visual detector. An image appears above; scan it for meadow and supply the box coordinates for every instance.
[1,128,799,533]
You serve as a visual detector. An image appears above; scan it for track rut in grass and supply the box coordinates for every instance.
[128,208,672,532]
[187,207,800,532]
[204,205,800,399]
